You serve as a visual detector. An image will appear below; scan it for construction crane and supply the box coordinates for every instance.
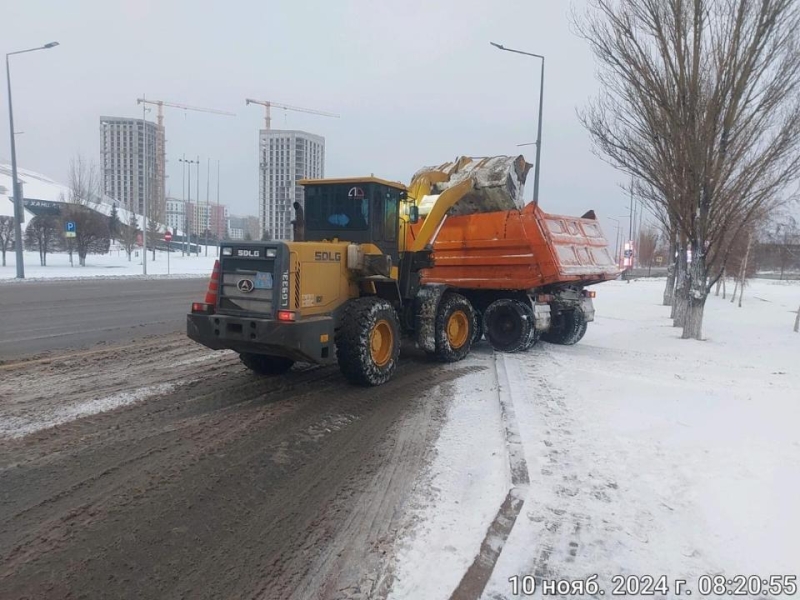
[136,98,235,217]
[245,98,339,130]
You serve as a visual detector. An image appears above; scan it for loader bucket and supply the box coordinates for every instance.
[413,155,532,216]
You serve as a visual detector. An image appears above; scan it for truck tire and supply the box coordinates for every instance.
[336,297,400,386]
[541,310,587,345]
[473,310,484,344]
[483,299,533,353]
[239,353,294,375]
[434,293,475,362]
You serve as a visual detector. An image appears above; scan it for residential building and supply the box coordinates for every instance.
[259,130,324,240]
[100,116,160,216]
[228,214,261,240]
[165,197,185,233]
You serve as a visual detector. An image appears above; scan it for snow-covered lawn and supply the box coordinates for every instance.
[0,248,218,281]
[391,278,800,599]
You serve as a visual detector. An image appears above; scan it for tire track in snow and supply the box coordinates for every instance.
[450,352,530,600]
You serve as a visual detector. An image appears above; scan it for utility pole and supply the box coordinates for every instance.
[142,102,148,275]
[216,159,221,257]
[196,154,200,256]
[490,42,545,204]
[205,157,210,256]
[181,153,186,256]
[6,41,60,279]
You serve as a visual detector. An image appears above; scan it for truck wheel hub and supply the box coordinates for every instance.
[446,310,470,349]
[370,320,393,367]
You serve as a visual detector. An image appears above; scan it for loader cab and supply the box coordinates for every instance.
[298,177,406,262]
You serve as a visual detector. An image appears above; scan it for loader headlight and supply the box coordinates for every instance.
[222,247,232,256]
[266,248,277,257]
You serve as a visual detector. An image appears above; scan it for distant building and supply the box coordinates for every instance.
[228,214,260,240]
[165,197,185,233]
[165,197,228,240]
[259,130,324,241]
[100,116,159,216]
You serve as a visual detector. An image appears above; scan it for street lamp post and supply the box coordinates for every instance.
[179,157,198,255]
[490,42,545,204]
[6,41,59,279]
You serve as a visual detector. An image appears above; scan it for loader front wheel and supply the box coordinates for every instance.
[239,353,294,375]
[483,299,534,353]
[336,297,400,386]
[541,310,587,345]
[434,293,475,362]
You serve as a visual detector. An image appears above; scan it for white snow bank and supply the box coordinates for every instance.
[0,248,218,281]
[388,278,800,599]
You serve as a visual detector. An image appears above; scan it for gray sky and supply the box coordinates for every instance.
[2,0,634,240]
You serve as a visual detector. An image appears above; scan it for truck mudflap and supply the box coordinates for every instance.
[187,313,336,365]
[580,297,596,322]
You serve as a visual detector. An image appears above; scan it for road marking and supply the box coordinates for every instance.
[450,352,530,600]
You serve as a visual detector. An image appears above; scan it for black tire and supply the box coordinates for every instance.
[336,297,400,386]
[472,309,484,344]
[239,353,294,375]
[434,293,475,362]
[541,310,587,345]
[483,299,533,352]
[522,327,541,351]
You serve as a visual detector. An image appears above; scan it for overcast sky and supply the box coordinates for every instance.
[2,0,635,240]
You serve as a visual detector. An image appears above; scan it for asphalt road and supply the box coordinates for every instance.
[0,278,207,360]
[0,332,472,599]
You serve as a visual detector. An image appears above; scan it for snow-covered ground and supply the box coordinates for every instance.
[391,278,800,599]
[0,247,218,281]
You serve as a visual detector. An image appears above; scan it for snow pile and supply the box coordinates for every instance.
[0,248,218,281]
[390,278,800,599]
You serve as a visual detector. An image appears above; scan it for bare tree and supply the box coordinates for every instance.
[637,226,659,276]
[147,197,164,262]
[578,0,800,339]
[0,216,14,267]
[25,215,60,266]
[65,155,111,266]
[120,211,139,262]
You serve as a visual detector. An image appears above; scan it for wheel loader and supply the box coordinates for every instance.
[187,155,619,386]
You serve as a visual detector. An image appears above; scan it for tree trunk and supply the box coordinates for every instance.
[715,274,722,296]
[737,234,752,309]
[663,232,677,306]
[682,255,707,339]
[152,247,156,261]
[731,277,739,303]
[722,275,727,299]
[794,304,799,333]
[1,250,5,267]
[672,242,688,325]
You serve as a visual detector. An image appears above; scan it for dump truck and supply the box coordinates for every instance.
[187,155,619,386]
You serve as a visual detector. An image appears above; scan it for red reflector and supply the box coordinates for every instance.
[537,294,554,303]
[192,302,214,314]
[277,310,296,322]
[583,290,597,298]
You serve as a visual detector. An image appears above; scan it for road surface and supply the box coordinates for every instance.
[0,332,482,599]
[0,278,207,360]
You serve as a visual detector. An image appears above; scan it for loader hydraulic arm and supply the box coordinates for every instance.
[408,178,474,252]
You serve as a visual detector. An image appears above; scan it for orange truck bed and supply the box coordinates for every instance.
[414,202,619,290]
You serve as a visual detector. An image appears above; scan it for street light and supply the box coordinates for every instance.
[491,41,545,205]
[6,41,60,279]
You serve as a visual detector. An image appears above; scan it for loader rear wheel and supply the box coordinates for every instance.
[336,297,400,386]
[434,293,475,362]
[483,299,533,353]
[239,353,294,375]
[541,310,587,345]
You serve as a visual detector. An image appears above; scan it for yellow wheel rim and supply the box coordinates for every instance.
[370,320,394,367]
[446,310,470,349]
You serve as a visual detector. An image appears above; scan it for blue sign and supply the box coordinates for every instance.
[65,221,76,232]
[254,271,273,290]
